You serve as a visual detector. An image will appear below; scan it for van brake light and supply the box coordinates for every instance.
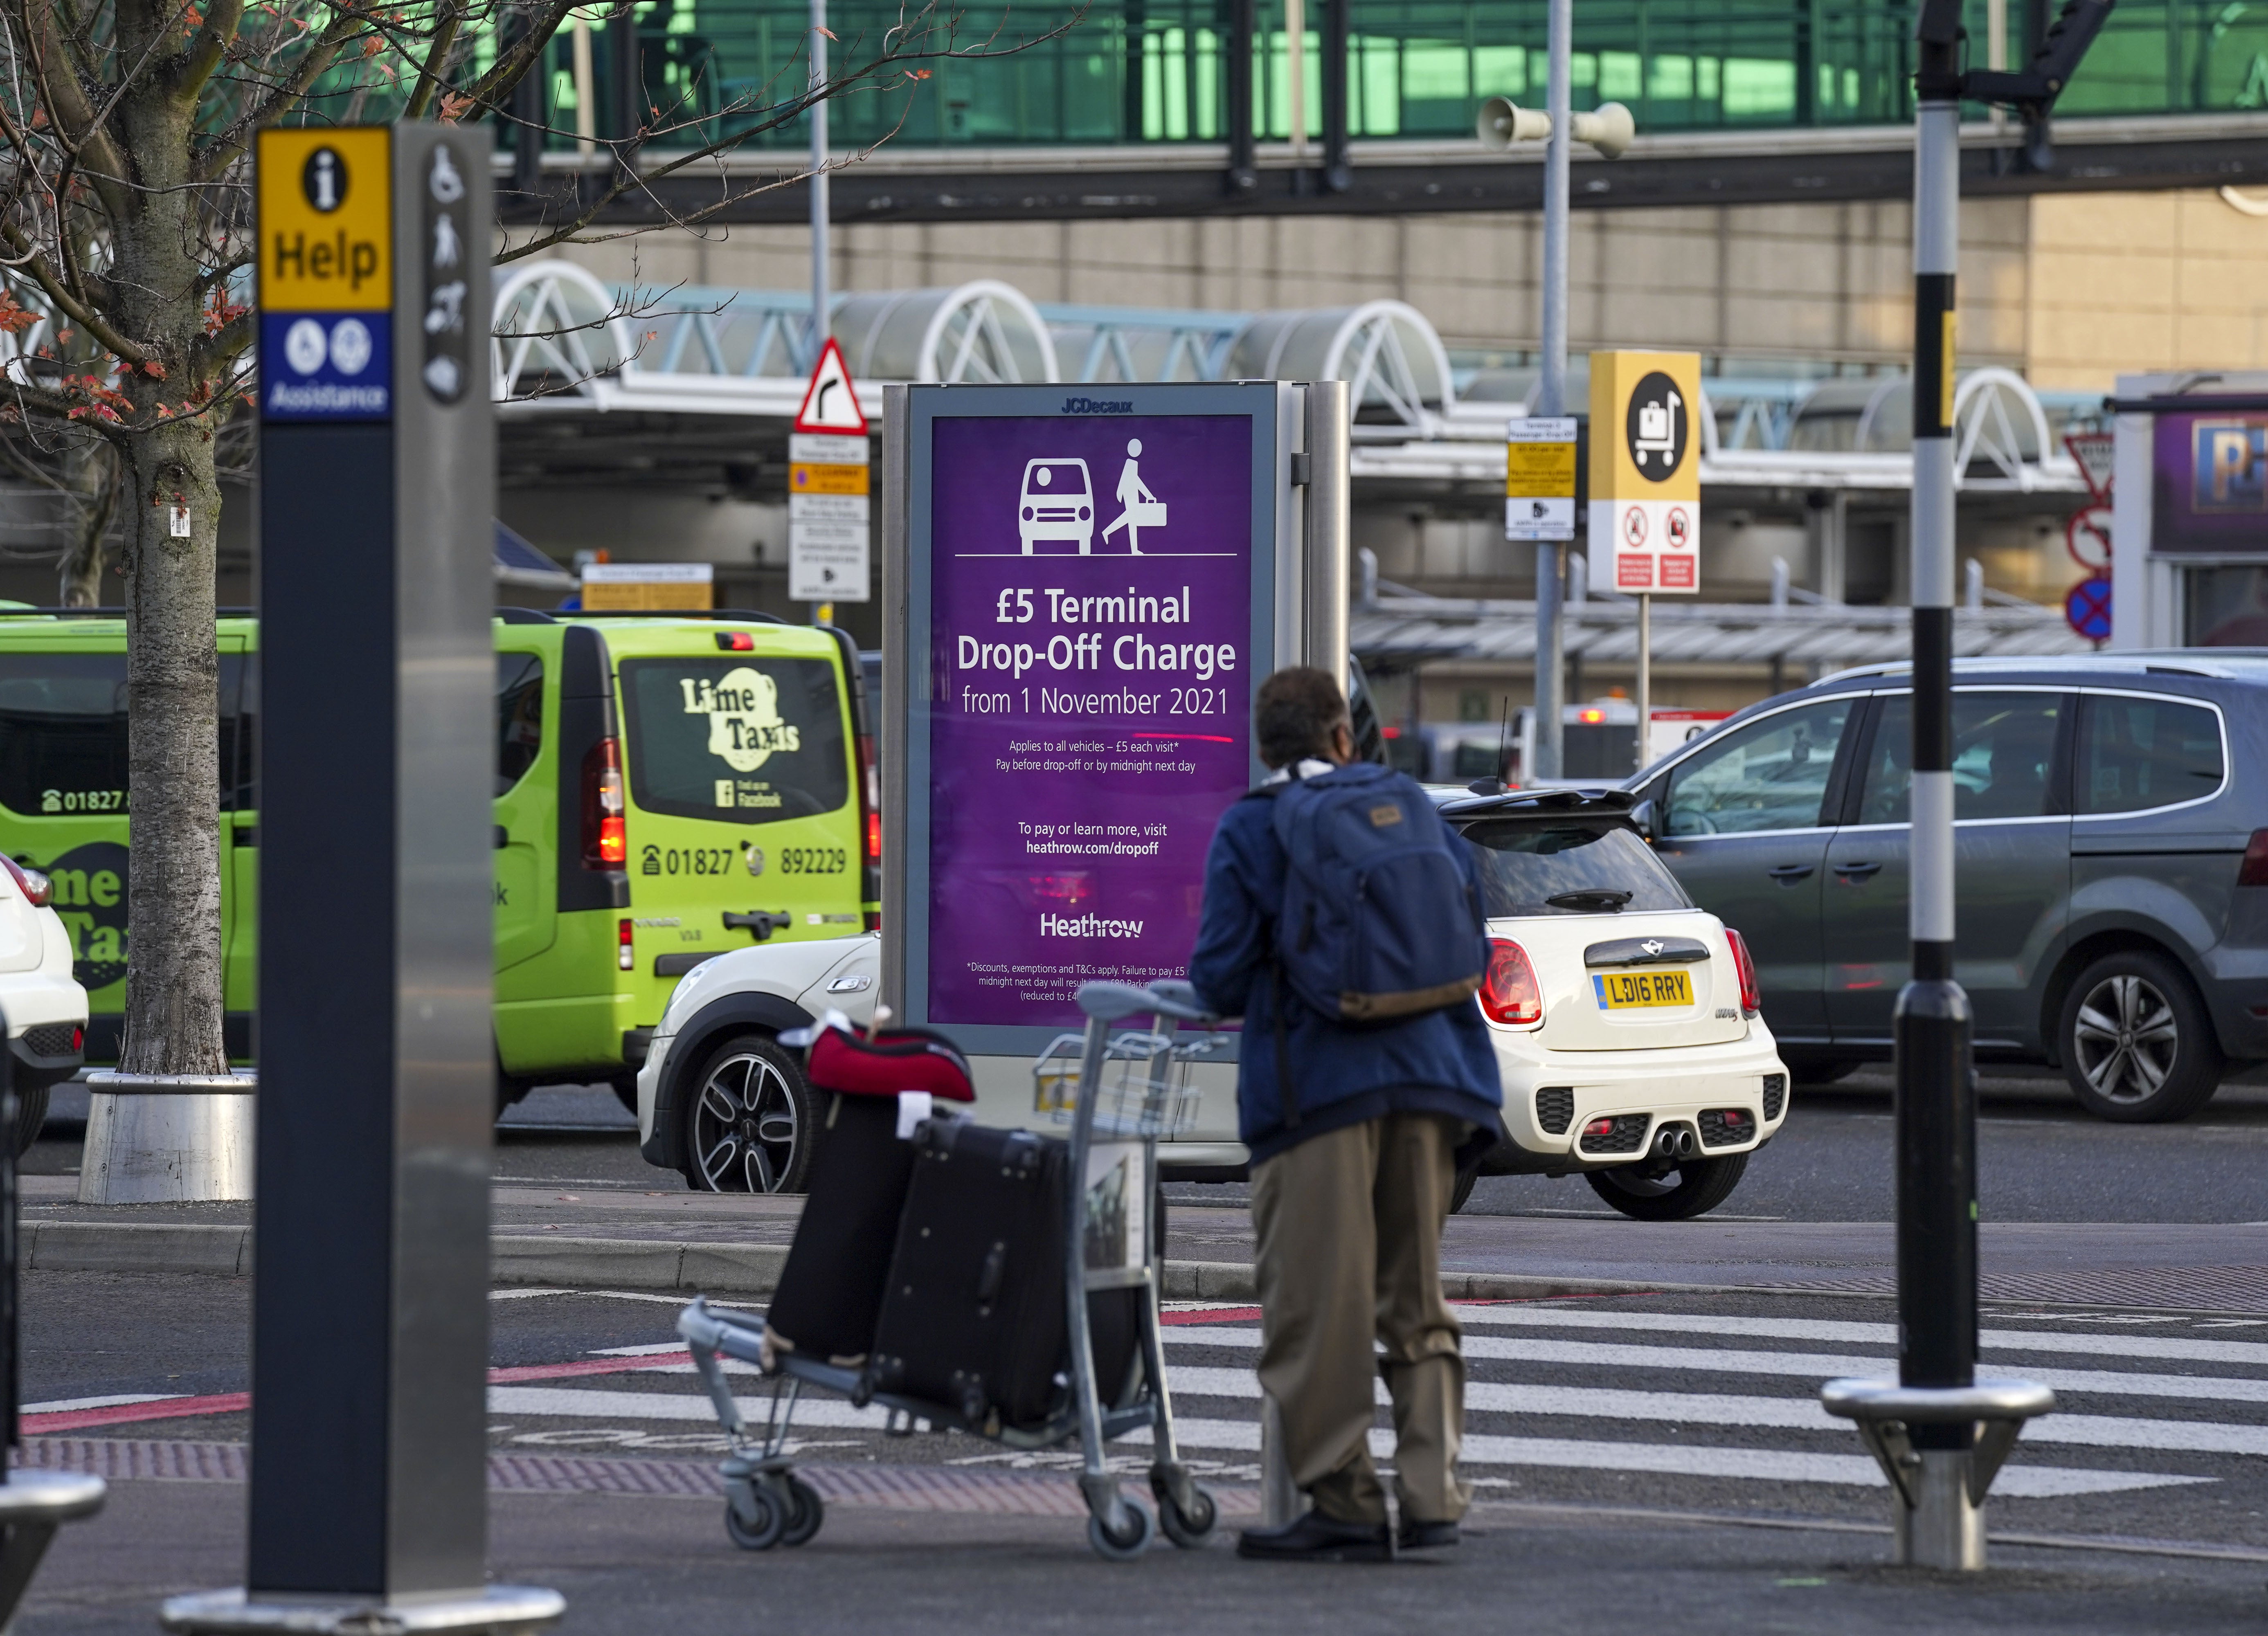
[0,856,50,908]
[618,918,635,971]
[2240,830,2268,887]
[1725,928,1762,1017]
[1479,937,1542,1026]
[716,631,755,652]
[583,737,627,869]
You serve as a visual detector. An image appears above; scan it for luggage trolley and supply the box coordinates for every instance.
[678,978,1226,1562]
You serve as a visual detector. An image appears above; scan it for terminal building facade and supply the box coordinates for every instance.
[7,0,2265,746]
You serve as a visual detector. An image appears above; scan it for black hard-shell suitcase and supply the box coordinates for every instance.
[763,1094,918,1365]
[867,1119,1142,1432]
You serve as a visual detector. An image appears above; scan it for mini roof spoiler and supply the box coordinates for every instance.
[1437,786,1638,817]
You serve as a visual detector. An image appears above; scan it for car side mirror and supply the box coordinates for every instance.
[1629,797,1658,842]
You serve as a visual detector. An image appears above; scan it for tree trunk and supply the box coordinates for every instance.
[56,440,119,608]
[117,425,226,1076]
[111,8,227,1079]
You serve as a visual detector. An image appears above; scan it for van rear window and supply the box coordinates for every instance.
[0,652,251,815]
[619,656,848,824]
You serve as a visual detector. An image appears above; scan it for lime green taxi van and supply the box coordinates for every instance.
[0,608,878,1107]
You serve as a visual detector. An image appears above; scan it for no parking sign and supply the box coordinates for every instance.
[2066,576,2113,641]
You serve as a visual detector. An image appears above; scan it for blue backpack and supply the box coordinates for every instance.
[1256,762,1487,1023]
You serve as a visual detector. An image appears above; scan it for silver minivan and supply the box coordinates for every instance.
[1624,652,2268,1123]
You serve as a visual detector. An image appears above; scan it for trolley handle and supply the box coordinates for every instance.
[1076,978,1215,1026]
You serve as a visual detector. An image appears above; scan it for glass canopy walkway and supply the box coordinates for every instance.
[541,0,2268,154]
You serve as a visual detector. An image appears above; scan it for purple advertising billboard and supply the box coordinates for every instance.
[904,389,1280,1038]
[2152,408,2268,555]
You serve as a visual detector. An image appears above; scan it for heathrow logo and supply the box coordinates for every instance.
[1060,396,1133,415]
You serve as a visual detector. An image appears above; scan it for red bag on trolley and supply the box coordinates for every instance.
[763,1012,974,1369]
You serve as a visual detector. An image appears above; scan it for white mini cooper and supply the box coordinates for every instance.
[1437,785,1789,1218]
[637,788,1786,1220]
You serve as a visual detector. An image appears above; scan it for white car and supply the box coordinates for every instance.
[1439,785,1789,1219]
[638,789,1787,1219]
[0,854,88,1153]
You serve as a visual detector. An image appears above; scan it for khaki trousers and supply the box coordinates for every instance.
[1249,1112,1470,1527]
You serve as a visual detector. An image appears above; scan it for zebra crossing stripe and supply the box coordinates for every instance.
[1164,1366,2268,1457]
[1163,1328,2268,1405]
[484,1382,2215,1497]
[1453,1306,2268,1369]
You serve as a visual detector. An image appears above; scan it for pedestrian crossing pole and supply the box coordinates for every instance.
[1894,9,1983,1555]
[1822,0,2111,1572]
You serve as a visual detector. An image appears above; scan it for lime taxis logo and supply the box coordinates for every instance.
[44,841,128,991]
[681,667,800,773]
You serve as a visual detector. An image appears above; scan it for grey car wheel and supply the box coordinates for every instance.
[684,1036,816,1193]
[2059,950,2222,1124]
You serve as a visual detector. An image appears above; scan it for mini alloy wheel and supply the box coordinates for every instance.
[686,1036,817,1193]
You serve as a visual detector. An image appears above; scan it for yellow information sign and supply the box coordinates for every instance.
[256,128,392,312]
[791,463,871,497]
[1588,350,1703,595]
[1507,438,1577,499]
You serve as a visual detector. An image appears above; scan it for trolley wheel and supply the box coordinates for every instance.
[1086,1495,1155,1562]
[779,1476,826,1547]
[724,1484,785,1551]
[1151,1481,1217,1548]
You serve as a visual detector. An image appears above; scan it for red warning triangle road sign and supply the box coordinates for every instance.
[793,338,867,434]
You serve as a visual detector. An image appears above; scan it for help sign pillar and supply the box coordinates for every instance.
[163,126,560,1636]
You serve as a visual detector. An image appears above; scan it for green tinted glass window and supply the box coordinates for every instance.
[1663,699,1852,836]
[2078,694,2224,815]
[1856,692,2064,824]
[495,653,544,795]
[619,656,848,824]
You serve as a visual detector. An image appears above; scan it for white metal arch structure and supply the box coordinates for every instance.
[833,281,1060,384]
[1225,301,1458,438]
[1042,304,1244,385]
[491,261,639,406]
[1951,366,2071,490]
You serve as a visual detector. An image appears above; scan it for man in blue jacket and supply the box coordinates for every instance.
[1190,667,1503,1562]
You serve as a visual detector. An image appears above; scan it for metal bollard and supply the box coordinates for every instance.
[1820,1378,2054,1569]
[1259,1391,1307,1527]
[0,1007,107,1623]
[77,1072,256,1204]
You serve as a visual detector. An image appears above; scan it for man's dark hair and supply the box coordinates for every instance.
[1254,667,1349,769]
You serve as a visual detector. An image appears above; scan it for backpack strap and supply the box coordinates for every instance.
[1242,772,1301,1130]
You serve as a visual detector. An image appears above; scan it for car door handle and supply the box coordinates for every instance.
[1765,865,1814,882]
[1833,861,1882,880]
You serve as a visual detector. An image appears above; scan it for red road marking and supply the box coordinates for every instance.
[24,1353,696,1435]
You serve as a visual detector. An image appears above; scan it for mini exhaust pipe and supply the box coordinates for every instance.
[1655,1126,1697,1160]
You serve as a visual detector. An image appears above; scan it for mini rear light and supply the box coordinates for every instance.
[716,631,756,652]
[2241,829,2268,887]
[1724,928,1762,1017]
[582,737,627,869]
[1479,937,1542,1026]
[618,918,635,971]
[71,1025,83,1051]
[1584,1117,1616,1137]
[0,856,50,908]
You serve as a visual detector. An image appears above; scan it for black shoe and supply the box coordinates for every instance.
[1398,1518,1459,1552]
[1236,1510,1392,1563]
